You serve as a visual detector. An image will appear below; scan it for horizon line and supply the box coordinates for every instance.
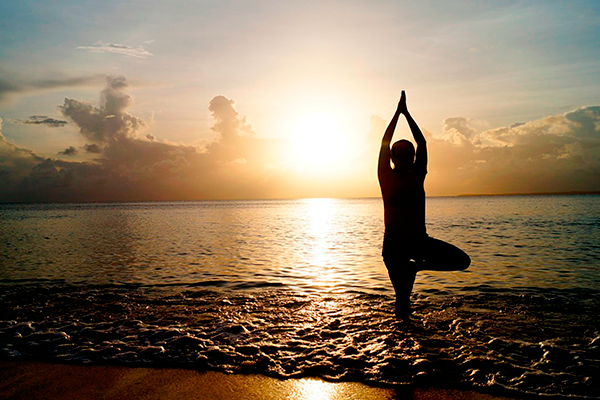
[1,191,599,205]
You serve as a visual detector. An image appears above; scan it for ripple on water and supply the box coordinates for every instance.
[1,284,599,398]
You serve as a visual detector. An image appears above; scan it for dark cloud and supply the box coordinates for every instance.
[10,116,68,128]
[33,76,106,89]
[0,79,20,101]
[1,75,599,202]
[0,76,290,202]
[0,117,45,194]
[83,143,102,154]
[0,73,105,103]
[58,146,78,156]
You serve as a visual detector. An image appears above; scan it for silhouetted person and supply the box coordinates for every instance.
[378,90,470,317]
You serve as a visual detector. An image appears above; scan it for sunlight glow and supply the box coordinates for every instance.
[296,198,347,292]
[291,114,347,170]
[304,198,334,268]
[292,378,336,400]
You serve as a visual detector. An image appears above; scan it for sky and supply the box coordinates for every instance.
[1,0,600,202]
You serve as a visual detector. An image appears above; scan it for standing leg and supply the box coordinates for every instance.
[384,260,417,318]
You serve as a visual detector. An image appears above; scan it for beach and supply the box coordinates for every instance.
[1,196,599,398]
[0,361,523,400]
[2,0,600,395]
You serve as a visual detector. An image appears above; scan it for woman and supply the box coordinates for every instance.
[378,90,471,317]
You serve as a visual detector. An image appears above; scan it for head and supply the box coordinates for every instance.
[391,139,415,170]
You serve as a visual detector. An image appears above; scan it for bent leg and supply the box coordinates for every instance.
[419,237,470,272]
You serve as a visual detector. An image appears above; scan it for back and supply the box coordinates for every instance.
[379,167,427,238]
[377,91,428,240]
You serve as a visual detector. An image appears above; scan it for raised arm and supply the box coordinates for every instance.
[399,91,427,170]
[378,98,402,180]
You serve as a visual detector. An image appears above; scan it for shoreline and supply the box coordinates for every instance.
[0,361,525,400]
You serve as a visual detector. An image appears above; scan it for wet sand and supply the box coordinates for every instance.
[0,361,523,400]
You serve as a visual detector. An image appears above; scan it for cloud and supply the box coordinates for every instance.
[0,72,105,103]
[10,116,68,128]
[440,116,476,146]
[425,106,600,195]
[0,76,291,202]
[439,116,490,146]
[58,146,78,156]
[77,41,153,58]
[34,76,106,89]
[83,143,102,154]
[0,79,20,101]
[0,118,45,193]
[1,75,599,202]
[59,76,147,143]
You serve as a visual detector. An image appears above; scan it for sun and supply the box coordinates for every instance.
[290,113,347,170]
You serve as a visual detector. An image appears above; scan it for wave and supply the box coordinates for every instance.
[1,283,599,398]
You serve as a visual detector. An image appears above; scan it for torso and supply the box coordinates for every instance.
[380,168,427,239]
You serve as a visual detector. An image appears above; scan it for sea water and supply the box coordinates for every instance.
[1,196,599,398]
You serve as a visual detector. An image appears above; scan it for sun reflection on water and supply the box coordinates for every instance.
[292,378,336,400]
[301,198,341,289]
[304,198,334,240]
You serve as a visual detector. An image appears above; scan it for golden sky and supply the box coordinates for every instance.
[1,1,599,202]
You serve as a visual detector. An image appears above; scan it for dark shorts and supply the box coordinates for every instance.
[382,234,470,272]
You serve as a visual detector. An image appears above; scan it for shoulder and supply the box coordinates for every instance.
[378,166,393,186]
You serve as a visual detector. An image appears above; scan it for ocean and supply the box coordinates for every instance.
[1,195,599,398]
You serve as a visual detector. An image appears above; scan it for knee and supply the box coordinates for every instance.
[458,252,471,271]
